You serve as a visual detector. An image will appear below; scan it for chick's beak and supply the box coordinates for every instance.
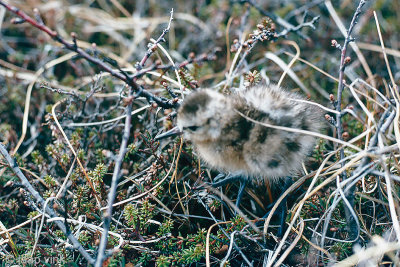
[155,126,183,140]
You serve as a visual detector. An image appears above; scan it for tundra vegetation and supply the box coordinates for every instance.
[0,0,399,266]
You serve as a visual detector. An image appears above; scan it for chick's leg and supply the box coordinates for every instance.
[211,173,248,209]
[235,178,248,208]
[259,177,293,237]
[277,177,292,237]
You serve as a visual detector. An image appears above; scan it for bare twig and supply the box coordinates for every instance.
[136,9,174,70]
[94,88,134,266]
[333,0,367,243]
[275,15,320,38]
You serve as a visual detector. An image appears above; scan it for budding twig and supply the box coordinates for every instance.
[332,0,367,247]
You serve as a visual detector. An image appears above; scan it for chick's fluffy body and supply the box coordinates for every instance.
[177,85,324,180]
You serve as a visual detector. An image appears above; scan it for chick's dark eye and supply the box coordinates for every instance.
[186,126,199,131]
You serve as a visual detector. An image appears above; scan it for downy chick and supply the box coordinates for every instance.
[175,84,324,181]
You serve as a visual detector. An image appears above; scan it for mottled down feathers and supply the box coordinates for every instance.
[177,85,324,180]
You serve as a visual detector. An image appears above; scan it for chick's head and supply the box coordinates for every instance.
[177,89,227,142]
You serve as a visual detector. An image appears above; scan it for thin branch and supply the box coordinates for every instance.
[333,0,367,243]
[275,15,320,38]
[94,88,134,266]
[137,8,174,70]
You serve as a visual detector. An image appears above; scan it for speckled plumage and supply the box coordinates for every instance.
[177,84,324,181]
